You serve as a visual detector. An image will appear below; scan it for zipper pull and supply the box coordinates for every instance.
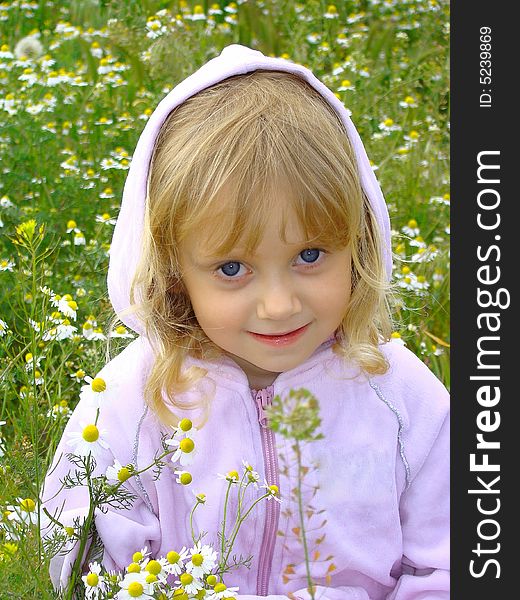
[254,389,271,428]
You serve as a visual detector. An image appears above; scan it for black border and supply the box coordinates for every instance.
[451,4,513,596]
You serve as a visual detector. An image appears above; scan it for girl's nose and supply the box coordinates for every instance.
[256,282,302,321]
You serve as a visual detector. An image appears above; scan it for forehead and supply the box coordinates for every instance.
[186,201,309,260]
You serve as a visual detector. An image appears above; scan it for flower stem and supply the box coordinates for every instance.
[295,441,315,600]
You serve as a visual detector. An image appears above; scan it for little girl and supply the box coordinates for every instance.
[42,45,449,599]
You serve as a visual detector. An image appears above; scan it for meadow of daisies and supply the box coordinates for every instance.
[0,0,449,596]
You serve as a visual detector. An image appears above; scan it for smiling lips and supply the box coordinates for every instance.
[248,323,310,346]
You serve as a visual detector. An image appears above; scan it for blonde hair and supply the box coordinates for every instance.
[131,70,392,427]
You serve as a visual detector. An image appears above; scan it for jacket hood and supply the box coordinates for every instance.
[107,44,392,334]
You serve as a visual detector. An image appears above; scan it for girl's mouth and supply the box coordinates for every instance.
[247,323,310,347]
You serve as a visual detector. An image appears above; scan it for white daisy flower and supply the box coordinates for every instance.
[0,318,9,337]
[106,459,133,483]
[80,374,112,408]
[67,422,110,458]
[0,258,15,271]
[175,571,203,595]
[82,561,106,600]
[185,542,217,579]
[117,571,154,599]
[110,325,134,339]
[162,547,189,576]
[207,583,240,599]
[261,481,282,503]
[401,219,420,237]
[164,435,197,467]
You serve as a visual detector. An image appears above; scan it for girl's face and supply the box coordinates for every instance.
[178,202,352,390]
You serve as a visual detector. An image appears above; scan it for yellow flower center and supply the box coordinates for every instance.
[118,467,131,482]
[214,583,227,592]
[391,332,401,339]
[67,300,78,310]
[20,498,35,512]
[146,560,161,575]
[407,219,418,228]
[180,572,193,586]
[179,438,194,453]
[269,485,279,495]
[115,325,127,334]
[206,575,217,586]
[179,418,192,432]
[227,470,239,480]
[127,562,141,573]
[132,551,143,562]
[401,266,411,275]
[91,377,106,392]
[82,424,99,443]
[146,573,157,583]
[128,581,144,597]
[191,553,204,566]
[179,472,192,485]
[86,572,99,587]
[383,118,394,127]
[167,550,180,564]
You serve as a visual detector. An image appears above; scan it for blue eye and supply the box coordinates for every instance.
[220,261,242,277]
[299,249,321,263]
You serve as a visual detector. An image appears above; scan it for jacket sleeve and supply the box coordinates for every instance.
[41,397,162,591]
[386,411,450,599]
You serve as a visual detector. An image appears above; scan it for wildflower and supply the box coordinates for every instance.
[379,117,401,132]
[189,5,206,21]
[217,470,240,483]
[0,258,14,271]
[82,561,106,600]
[399,95,418,108]
[175,571,203,595]
[110,325,134,339]
[67,422,110,458]
[409,235,427,248]
[324,5,338,19]
[14,35,43,60]
[390,332,406,346]
[261,481,282,503]
[411,246,438,263]
[70,368,86,383]
[47,400,72,420]
[55,294,78,319]
[171,418,199,442]
[80,374,116,408]
[6,498,39,526]
[207,582,240,599]
[0,318,8,336]
[401,219,420,237]
[165,435,197,466]
[99,187,115,199]
[106,459,133,483]
[74,231,86,245]
[185,542,217,579]
[404,130,420,143]
[66,220,79,233]
[174,470,193,485]
[163,547,189,576]
[97,212,115,225]
[337,79,354,92]
[117,571,154,598]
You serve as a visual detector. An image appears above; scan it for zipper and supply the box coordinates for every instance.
[253,385,280,596]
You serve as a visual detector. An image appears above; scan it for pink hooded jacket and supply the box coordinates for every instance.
[42,45,450,599]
